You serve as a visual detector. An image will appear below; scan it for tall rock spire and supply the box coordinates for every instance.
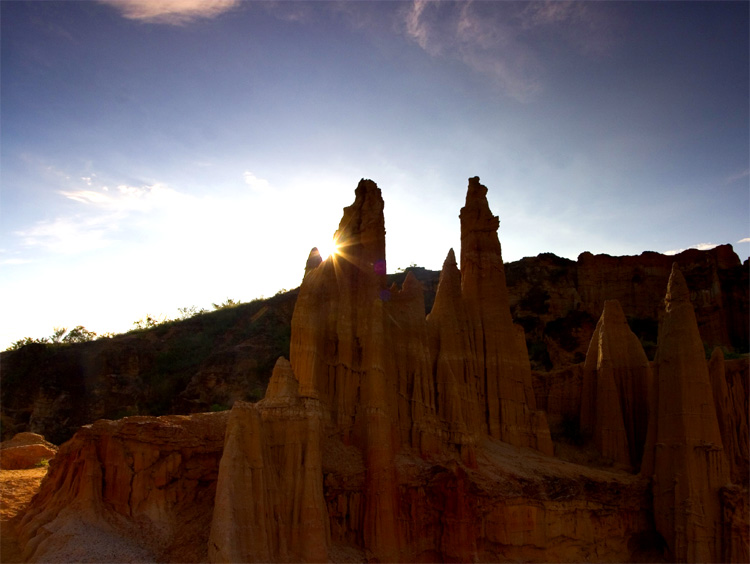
[459,177,553,454]
[288,179,402,561]
[641,264,730,563]
[580,299,650,469]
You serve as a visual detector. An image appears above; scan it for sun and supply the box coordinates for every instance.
[317,240,340,261]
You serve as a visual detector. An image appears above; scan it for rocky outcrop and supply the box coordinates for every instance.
[15,412,228,563]
[580,300,650,469]
[641,264,731,563]
[0,433,57,470]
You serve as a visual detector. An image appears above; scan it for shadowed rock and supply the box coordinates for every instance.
[580,299,650,469]
[641,264,730,563]
[209,358,329,563]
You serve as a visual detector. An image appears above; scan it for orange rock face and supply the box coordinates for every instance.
[641,264,731,563]
[580,300,650,469]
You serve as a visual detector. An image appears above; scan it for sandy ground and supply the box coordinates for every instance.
[0,467,47,563]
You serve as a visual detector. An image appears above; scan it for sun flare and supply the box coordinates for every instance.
[317,240,340,261]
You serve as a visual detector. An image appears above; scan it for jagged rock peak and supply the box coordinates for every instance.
[430,249,462,319]
[333,178,385,274]
[460,176,500,233]
[354,177,380,198]
[305,247,323,277]
[444,247,457,268]
[665,262,690,307]
[262,357,299,403]
[402,270,422,293]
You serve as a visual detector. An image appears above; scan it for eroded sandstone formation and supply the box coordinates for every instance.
[15,412,228,563]
[12,178,749,563]
[580,300,650,469]
[641,264,731,563]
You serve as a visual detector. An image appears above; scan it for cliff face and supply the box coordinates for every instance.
[507,246,748,369]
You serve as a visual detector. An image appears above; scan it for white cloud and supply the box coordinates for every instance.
[243,171,272,193]
[664,242,719,256]
[737,237,750,244]
[98,0,239,25]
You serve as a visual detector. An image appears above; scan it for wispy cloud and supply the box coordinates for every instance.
[737,237,750,244]
[15,216,114,255]
[98,0,239,25]
[402,1,541,101]
[15,181,193,256]
[726,169,750,184]
[61,183,188,213]
[401,0,617,102]
[456,3,543,102]
[664,242,719,256]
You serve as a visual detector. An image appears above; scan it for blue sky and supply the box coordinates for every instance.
[1,0,748,348]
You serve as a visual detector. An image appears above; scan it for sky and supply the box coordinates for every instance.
[1,0,748,348]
